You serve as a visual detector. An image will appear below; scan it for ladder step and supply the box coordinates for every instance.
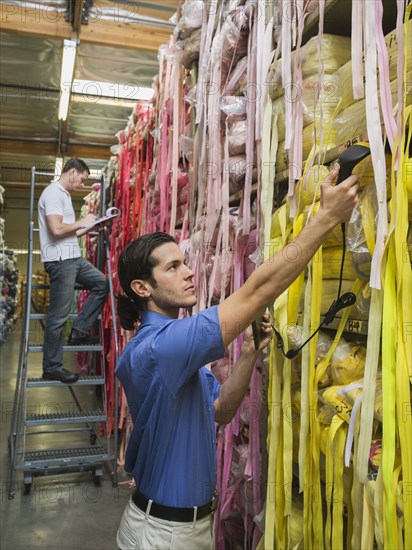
[27,375,105,388]
[16,446,114,469]
[26,410,106,426]
[28,344,104,352]
[31,284,95,290]
[29,313,102,320]
[31,284,50,289]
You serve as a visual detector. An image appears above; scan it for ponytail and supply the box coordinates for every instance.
[116,293,140,331]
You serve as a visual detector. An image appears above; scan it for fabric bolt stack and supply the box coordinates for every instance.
[261,3,411,549]
[0,250,18,344]
[79,1,411,548]
[0,186,19,343]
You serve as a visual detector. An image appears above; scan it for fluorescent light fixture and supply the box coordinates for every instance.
[72,79,153,102]
[58,39,77,121]
[71,95,137,108]
[54,157,63,179]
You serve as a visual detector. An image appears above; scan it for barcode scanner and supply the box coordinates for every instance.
[252,143,371,354]
[335,144,371,184]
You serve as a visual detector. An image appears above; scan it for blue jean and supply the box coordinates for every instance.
[43,257,109,372]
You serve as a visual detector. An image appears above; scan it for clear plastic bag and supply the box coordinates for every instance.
[220,95,247,118]
[228,119,247,155]
[300,35,351,78]
[301,74,342,125]
[176,28,202,69]
[224,56,248,96]
[267,34,351,101]
[347,185,378,280]
[331,338,366,385]
[177,0,204,39]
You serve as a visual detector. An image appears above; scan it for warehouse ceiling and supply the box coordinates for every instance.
[0,0,178,191]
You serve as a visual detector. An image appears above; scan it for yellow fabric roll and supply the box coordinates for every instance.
[270,203,290,238]
[276,123,338,172]
[302,73,342,126]
[318,279,370,320]
[267,34,351,101]
[300,35,351,78]
[333,20,412,112]
[322,246,357,279]
[320,424,330,455]
[272,96,286,141]
[296,164,330,207]
[266,235,285,259]
[331,340,366,385]
[333,72,412,146]
[301,202,342,246]
[319,385,353,424]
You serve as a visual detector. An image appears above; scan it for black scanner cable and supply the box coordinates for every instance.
[262,144,371,358]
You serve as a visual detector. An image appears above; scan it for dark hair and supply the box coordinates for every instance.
[62,158,90,175]
[117,232,176,330]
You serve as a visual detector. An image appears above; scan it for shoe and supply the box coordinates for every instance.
[43,367,79,384]
[68,329,100,346]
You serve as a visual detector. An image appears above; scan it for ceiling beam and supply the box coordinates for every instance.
[0,139,111,160]
[0,3,172,51]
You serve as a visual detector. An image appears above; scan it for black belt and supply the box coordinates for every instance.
[132,489,217,522]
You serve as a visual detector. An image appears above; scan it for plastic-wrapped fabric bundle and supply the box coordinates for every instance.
[318,384,354,424]
[339,374,383,422]
[272,96,286,140]
[176,0,203,39]
[333,21,412,112]
[177,28,202,69]
[299,202,342,247]
[300,34,351,78]
[301,73,342,125]
[314,279,370,320]
[270,203,291,239]
[347,185,378,280]
[322,247,357,279]
[267,34,351,101]
[220,7,249,83]
[276,123,338,173]
[333,71,412,145]
[224,56,248,96]
[295,164,329,207]
[331,338,366,385]
[220,95,247,118]
[228,119,247,155]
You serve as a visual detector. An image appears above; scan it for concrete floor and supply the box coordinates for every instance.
[0,322,133,550]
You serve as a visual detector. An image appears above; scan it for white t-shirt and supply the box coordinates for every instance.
[38,181,82,262]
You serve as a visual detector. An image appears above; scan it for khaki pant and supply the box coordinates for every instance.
[117,498,214,550]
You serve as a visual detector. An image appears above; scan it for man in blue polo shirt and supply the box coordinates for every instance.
[115,165,359,549]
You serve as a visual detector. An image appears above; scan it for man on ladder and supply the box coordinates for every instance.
[38,158,109,383]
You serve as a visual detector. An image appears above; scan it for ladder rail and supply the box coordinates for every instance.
[104,223,120,487]
[8,168,37,497]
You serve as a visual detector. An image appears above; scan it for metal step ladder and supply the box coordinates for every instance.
[8,167,119,499]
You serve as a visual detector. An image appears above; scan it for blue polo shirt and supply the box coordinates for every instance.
[115,306,225,508]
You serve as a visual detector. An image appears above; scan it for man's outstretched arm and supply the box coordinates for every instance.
[214,315,272,424]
